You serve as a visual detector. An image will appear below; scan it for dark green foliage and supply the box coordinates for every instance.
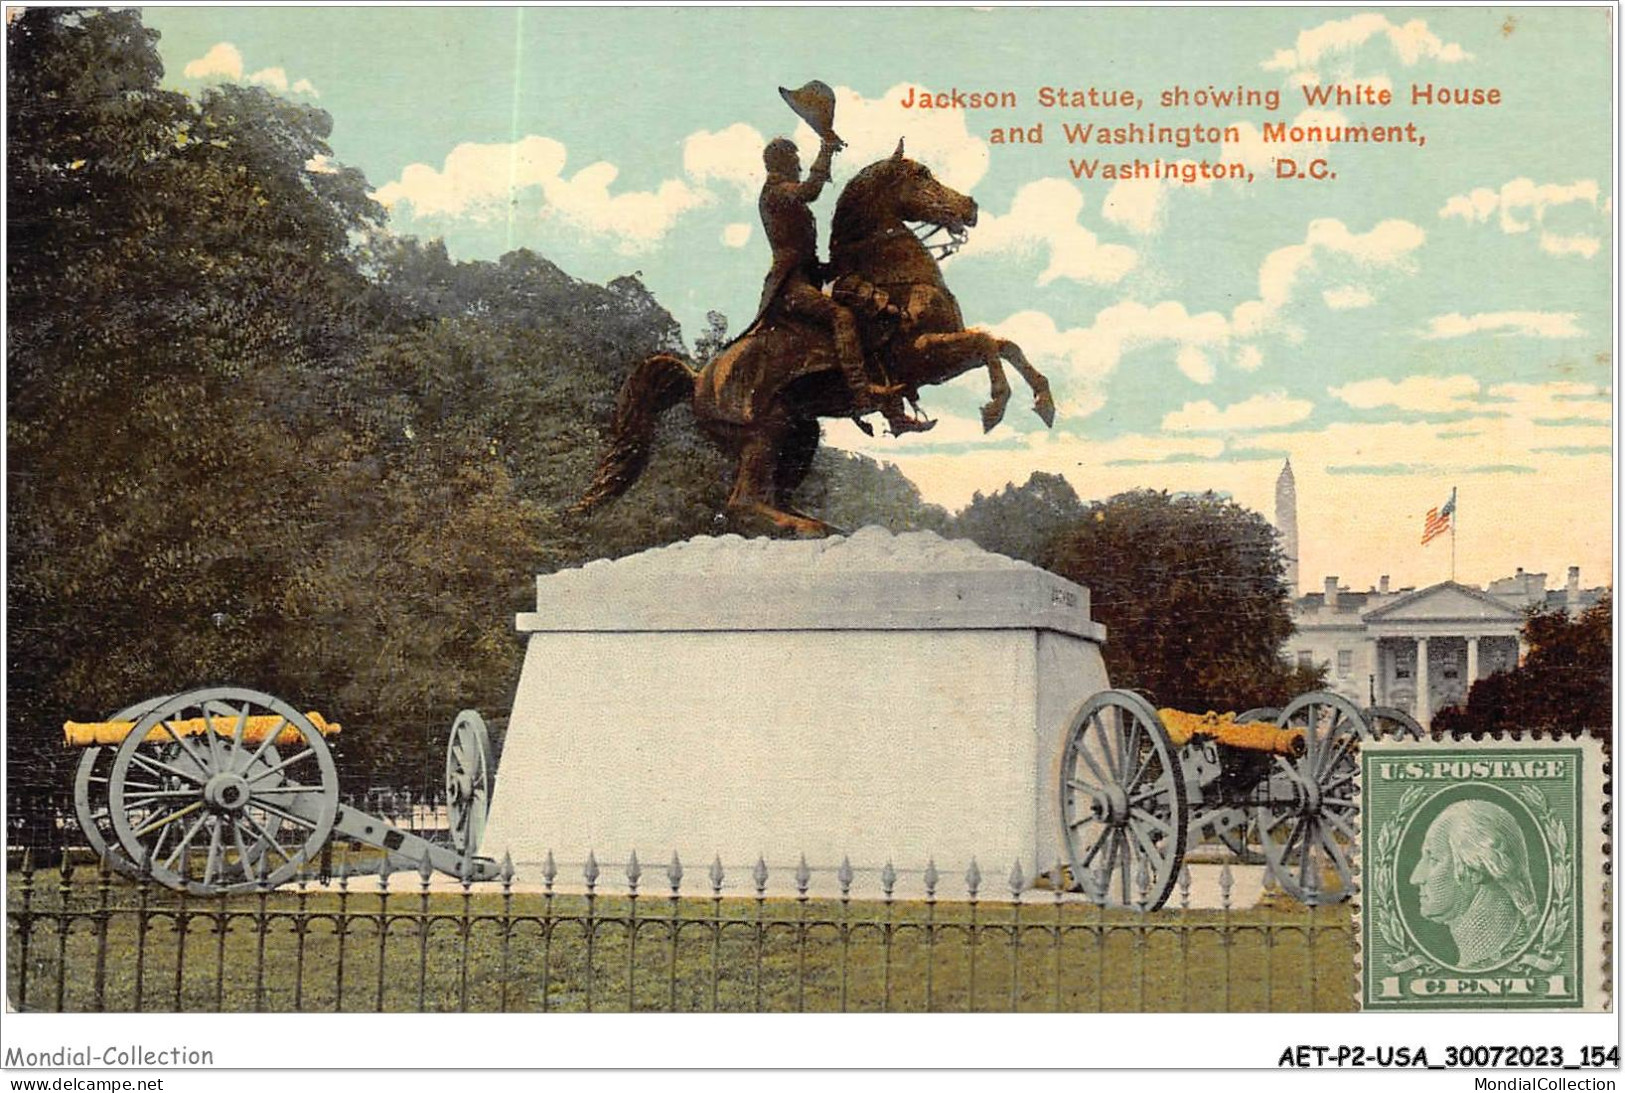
[1433,593,1611,734]
[1044,490,1321,712]
[796,449,949,535]
[947,471,1085,565]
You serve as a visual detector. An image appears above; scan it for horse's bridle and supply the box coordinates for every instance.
[834,221,966,263]
[910,221,968,261]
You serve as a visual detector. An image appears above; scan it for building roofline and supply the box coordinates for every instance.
[1361,579,1525,622]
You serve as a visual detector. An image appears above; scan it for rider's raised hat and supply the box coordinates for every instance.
[778,81,842,146]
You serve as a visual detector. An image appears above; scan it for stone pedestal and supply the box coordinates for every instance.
[481,527,1108,898]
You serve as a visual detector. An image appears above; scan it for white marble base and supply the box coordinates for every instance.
[481,528,1109,897]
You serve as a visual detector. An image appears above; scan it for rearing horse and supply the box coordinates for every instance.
[576,140,1055,536]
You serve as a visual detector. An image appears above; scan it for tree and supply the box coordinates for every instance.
[1045,489,1321,711]
[948,471,1086,564]
[1433,593,1611,735]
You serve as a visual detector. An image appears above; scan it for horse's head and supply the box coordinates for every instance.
[832,138,978,251]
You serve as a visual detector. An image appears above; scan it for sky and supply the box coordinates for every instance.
[141,6,1615,592]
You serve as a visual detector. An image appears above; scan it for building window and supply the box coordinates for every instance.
[1337,649,1353,676]
[1297,651,1314,669]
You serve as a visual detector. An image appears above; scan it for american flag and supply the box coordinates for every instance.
[1421,488,1456,546]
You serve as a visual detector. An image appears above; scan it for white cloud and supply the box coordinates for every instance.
[545,163,709,247]
[1163,392,1315,432]
[983,301,1232,417]
[1262,14,1470,72]
[1440,178,1601,231]
[1102,178,1177,235]
[1322,285,1374,309]
[958,179,1137,286]
[1539,232,1601,259]
[181,42,318,96]
[1440,178,1605,258]
[683,124,764,200]
[1330,374,1483,413]
[1423,312,1583,340]
[1237,345,1264,372]
[248,66,289,92]
[1176,346,1214,384]
[375,135,710,250]
[1233,217,1424,337]
[721,223,751,248]
[375,136,568,220]
[184,42,243,81]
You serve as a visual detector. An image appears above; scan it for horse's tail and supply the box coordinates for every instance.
[572,352,699,515]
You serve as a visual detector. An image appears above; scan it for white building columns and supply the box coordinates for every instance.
[1415,636,1430,729]
[1467,636,1480,685]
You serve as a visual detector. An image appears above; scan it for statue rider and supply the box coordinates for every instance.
[750,133,897,417]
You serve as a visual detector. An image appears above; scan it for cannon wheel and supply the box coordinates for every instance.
[445,709,492,859]
[1060,690,1187,910]
[1253,691,1365,904]
[1366,705,1424,740]
[107,687,338,895]
[73,695,174,866]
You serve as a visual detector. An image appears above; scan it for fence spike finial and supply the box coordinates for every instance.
[1219,861,1235,909]
[1008,858,1025,897]
[542,850,557,886]
[795,854,811,894]
[500,850,515,884]
[709,854,725,893]
[667,852,683,892]
[626,850,642,887]
[965,857,981,897]
[752,855,769,893]
[880,860,897,898]
[417,848,434,885]
[923,858,939,897]
[1178,862,1192,907]
[584,850,599,887]
[837,855,854,896]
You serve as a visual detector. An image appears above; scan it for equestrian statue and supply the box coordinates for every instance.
[575,81,1056,536]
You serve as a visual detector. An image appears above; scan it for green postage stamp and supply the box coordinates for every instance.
[1361,736,1608,1011]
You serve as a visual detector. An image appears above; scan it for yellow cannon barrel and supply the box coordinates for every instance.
[63,712,340,750]
[1158,708,1304,758]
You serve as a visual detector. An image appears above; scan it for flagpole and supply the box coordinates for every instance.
[1450,486,1457,583]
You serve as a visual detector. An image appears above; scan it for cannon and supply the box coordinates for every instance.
[1059,689,1407,910]
[66,686,497,895]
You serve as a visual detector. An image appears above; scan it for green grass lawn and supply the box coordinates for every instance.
[7,867,1354,1012]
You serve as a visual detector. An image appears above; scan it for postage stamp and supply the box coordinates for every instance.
[1360,735,1609,1011]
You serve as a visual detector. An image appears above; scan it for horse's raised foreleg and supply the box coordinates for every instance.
[912,330,1011,432]
[996,339,1056,427]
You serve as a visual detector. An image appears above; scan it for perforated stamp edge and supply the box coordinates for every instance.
[1353,731,1610,1013]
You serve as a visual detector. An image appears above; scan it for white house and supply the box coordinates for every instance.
[1288,567,1603,729]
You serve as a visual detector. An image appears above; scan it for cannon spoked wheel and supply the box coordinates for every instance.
[445,709,492,859]
[1060,690,1187,910]
[73,695,173,866]
[1253,691,1366,905]
[1205,706,1281,863]
[107,687,338,896]
[1366,705,1424,740]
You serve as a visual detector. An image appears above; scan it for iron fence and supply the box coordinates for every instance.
[7,849,1354,1012]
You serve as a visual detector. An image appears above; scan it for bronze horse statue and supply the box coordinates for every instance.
[576,140,1055,536]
